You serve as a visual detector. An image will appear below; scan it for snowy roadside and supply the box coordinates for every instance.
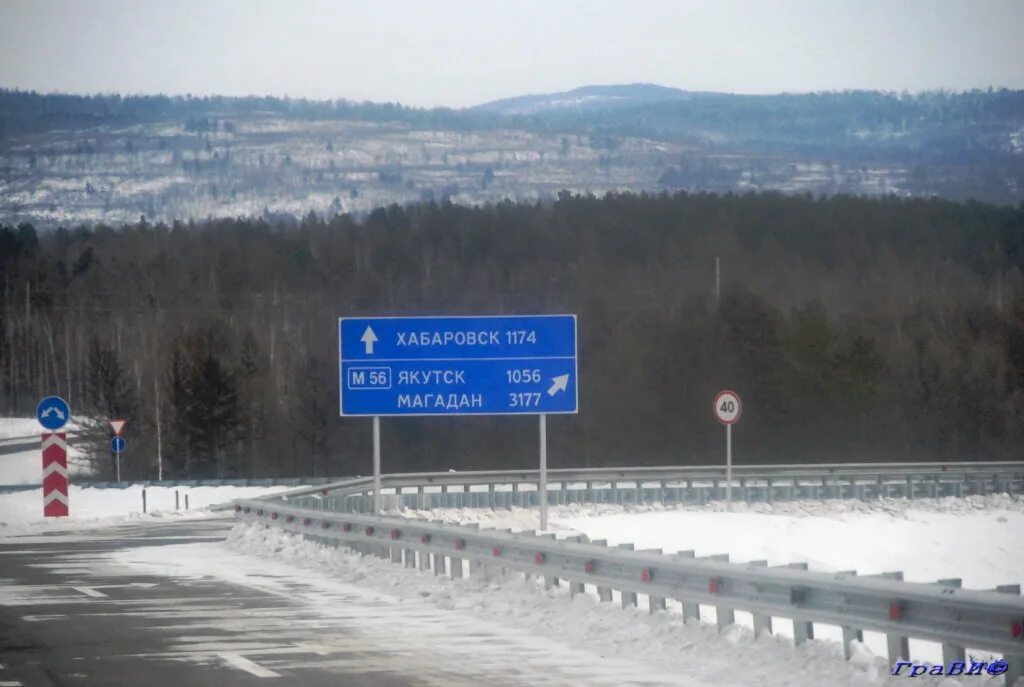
[222,520,1003,687]
[0,485,288,536]
[396,495,1024,589]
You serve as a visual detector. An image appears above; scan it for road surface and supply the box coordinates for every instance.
[0,517,695,687]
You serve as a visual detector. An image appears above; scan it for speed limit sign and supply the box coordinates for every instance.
[714,390,742,425]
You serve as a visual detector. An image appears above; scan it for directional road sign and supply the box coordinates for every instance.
[110,436,126,453]
[37,396,70,431]
[339,315,577,416]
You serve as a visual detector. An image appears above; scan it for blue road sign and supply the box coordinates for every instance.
[339,315,577,416]
[110,436,126,453]
[37,396,70,431]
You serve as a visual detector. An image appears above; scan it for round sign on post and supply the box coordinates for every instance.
[713,390,741,511]
[110,436,126,453]
[713,390,742,425]
[37,396,71,431]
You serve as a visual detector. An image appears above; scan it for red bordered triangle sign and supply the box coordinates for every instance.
[109,419,127,436]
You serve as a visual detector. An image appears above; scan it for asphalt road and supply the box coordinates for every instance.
[0,518,426,687]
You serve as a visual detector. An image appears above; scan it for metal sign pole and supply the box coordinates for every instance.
[539,414,548,531]
[116,443,121,483]
[372,415,381,515]
[726,423,732,511]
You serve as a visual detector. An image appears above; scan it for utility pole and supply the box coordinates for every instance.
[714,256,721,311]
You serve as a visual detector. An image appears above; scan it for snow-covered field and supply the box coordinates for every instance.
[403,497,1024,589]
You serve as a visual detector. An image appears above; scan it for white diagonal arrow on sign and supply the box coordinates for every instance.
[41,433,67,451]
[42,462,68,479]
[547,374,570,396]
[43,491,68,506]
[360,326,378,354]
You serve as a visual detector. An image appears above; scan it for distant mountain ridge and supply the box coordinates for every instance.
[470,83,701,115]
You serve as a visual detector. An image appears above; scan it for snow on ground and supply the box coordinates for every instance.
[0,485,288,535]
[0,416,91,483]
[170,520,1004,687]
[402,496,1024,588]
[0,417,288,534]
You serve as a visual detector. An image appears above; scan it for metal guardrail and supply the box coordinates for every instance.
[271,461,1024,512]
[76,476,344,489]
[233,499,1024,685]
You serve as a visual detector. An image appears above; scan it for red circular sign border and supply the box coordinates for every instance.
[713,390,742,425]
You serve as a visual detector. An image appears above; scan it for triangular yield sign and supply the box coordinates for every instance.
[109,419,127,436]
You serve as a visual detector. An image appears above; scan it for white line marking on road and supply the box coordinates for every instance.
[70,586,107,598]
[0,680,24,685]
[219,653,280,678]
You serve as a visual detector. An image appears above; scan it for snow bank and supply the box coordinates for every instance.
[226,521,1005,687]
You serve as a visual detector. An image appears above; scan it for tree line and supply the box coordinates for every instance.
[1,191,1022,480]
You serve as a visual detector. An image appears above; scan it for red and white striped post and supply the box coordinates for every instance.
[42,432,69,517]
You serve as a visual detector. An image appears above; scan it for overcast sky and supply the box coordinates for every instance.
[1,0,1022,108]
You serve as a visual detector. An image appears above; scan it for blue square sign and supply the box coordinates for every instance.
[339,315,578,416]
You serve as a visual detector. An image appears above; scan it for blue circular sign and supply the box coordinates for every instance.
[110,436,126,453]
[37,396,71,431]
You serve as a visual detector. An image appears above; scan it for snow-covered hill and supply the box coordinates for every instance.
[471,83,697,115]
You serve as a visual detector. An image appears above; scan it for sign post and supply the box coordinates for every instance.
[110,436,126,482]
[37,396,71,517]
[539,414,548,530]
[109,420,127,484]
[713,390,742,511]
[339,315,578,523]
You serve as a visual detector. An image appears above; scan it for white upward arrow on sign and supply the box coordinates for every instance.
[360,326,378,354]
[109,419,126,436]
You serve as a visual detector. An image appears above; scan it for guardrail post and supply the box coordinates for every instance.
[636,548,664,612]
[432,553,446,576]
[588,539,613,602]
[617,543,638,608]
[748,561,773,636]
[540,533,560,588]
[671,551,699,620]
[935,578,965,665]
[905,476,914,499]
[869,571,909,660]
[390,545,402,564]
[704,554,735,626]
[779,562,814,644]
[404,546,416,569]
